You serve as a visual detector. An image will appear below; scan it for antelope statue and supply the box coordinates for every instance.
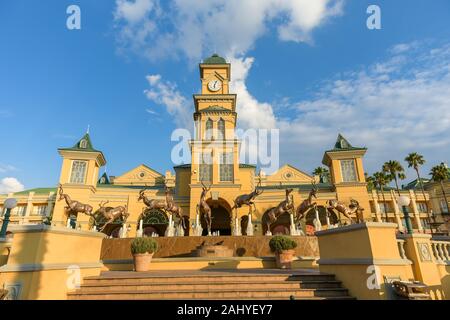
[197,180,212,235]
[327,199,365,224]
[58,184,93,217]
[295,181,318,223]
[164,186,186,230]
[263,188,295,235]
[96,201,130,232]
[231,176,263,215]
[138,186,167,213]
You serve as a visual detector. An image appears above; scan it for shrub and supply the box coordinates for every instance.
[131,237,158,255]
[269,235,297,254]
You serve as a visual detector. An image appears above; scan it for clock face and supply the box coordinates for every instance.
[208,80,222,92]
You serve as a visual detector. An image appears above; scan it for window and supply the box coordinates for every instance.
[218,118,225,140]
[205,118,213,140]
[417,202,428,213]
[440,199,449,214]
[15,206,27,217]
[340,159,358,182]
[220,152,234,182]
[70,160,87,184]
[79,139,88,149]
[199,152,213,182]
[379,202,390,214]
[33,205,47,216]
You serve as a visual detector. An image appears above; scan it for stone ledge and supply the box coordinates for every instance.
[103,256,319,264]
[0,262,104,272]
[315,222,398,236]
[7,225,107,238]
[317,258,412,266]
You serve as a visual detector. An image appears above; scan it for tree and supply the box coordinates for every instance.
[312,167,330,183]
[429,163,449,214]
[405,152,429,213]
[382,160,406,196]
[373,171,390,222]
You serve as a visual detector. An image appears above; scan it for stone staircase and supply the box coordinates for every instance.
[68,269,355,300]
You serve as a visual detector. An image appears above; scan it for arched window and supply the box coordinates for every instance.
[79,139,88,149]
[218,118,225,140]
[205,118,213,140]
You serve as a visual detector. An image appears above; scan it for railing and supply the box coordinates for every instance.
[397,239,407,260]
[431,241,450,262]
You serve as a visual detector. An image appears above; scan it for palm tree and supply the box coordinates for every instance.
[312,167,330,183]
[405,152,429,211]
[365,173,375,191]
[429,163,449,214]
[382,160,405,196]
[373,171,389,222]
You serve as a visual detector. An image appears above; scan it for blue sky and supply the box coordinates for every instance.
[0,0,450,192]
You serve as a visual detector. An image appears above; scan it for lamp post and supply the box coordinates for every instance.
[398,195,413,235]
[0,198,18,238]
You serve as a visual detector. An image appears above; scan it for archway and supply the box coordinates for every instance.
[261,209,291,235]
[138,209,169,237]
[201,198,232,235]
[304,206,338,234]
[90,208,127,237]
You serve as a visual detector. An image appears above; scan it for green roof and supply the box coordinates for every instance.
[10,187,57,196]
[98,172,111,185]
[59,133,101,153]
[403,178,430,190]
[201,105,231,112]
[326,134,367,152]
[203,54,227,64]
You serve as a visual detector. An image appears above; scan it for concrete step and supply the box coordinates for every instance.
[68,287,350,300]
[83,273,336,285]
[77,280,343,292]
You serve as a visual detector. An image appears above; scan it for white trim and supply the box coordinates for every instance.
[0,262,104,272]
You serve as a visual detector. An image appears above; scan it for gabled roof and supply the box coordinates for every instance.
[326,134,367,152]
[98,172,111,185]
[173,163,256,169]
[58,133,101,153]
[403,178,430,190]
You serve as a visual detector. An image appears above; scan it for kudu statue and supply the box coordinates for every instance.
[58,184,93,217]
[164,186,186,230]
[197,180,212,235]
[138,186,167,213]
[231,176,263,215]
[327,199,365,224]
[96,201,130,232]
[263,188,295,235]
[295,181,318,223]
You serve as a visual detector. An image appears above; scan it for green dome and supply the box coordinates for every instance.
[203,53,227,64]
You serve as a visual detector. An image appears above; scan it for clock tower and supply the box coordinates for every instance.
[190,54,240,186]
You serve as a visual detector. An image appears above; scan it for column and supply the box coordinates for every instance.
[45,192,55,221]
[391,191,404,232]
[372,190,382,222]
[409,190,424,233]
[24,192,35,223]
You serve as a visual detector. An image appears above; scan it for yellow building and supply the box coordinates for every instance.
[0,54,446,237]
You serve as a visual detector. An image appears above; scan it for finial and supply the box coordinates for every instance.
[86,125,90,134]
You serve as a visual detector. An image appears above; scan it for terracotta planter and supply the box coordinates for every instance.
[133,252,154,272]
[275,250,296,269]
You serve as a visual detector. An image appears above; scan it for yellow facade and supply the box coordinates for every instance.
[0,54,446,238]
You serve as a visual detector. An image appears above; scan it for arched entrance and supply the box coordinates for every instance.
[304,206,338,235]
[261,209,291,235]
[89,208,127,237]
[201,198,232,236]
[138,209,169,237]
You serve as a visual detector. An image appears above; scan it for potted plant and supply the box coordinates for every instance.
[269,235,298,269]
[131,237,158,272]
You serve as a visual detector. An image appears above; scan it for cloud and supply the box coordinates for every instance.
[144,74,193,130]
[0,164,17,174]
[0,177,24,194]
[113,0,344,62]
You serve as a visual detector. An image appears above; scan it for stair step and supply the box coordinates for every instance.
[68,288,350,300]
[78,280,343,292]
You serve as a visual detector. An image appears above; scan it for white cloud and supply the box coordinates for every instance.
[113,0,343,62]
[144,74,193,130]
[0,177,24,194]
[0,164,17,174]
